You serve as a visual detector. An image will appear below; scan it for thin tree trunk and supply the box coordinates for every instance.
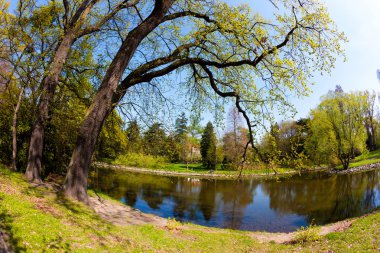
[11,86,25,171]
[64,1,174,202]
[25,32,75,182]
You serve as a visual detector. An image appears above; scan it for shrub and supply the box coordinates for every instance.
[113,153,168,169]
[166,218,182,231]
[293,225,322,244]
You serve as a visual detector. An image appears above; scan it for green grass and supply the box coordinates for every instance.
[163,163,296,176]
[335,149,380,169]
[349,149,380,167]
[1,164,379,252]
[111,155,299,177]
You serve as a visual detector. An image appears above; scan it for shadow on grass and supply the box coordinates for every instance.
[19,183,112,249]
[0,210,26,253]
[52,191,113,248]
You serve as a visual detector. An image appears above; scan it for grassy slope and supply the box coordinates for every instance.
[348,149,380,167]
[0,165,379,252]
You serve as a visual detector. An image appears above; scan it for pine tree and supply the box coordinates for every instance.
[126,121,142,153]
[201,122,217,170]
[174,113,189,162]
[143,123,167,157]
[175,112,188,137]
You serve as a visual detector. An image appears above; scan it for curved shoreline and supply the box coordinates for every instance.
[329,161,380,174]
[89,187,379,244]
[94,160,380,179]
[93,162,327,179]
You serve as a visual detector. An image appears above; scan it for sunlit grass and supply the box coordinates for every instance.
[111,157,299,177]
[1,164,379,252]
[335,149,380,169]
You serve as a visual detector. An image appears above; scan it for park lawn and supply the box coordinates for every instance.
[349,149,380,167]
[164,163,296,175]
[0,164,379,252]
[111,153,299,177]
[335,149,380,169]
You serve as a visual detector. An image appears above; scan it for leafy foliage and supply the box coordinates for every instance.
[306,90,367,169]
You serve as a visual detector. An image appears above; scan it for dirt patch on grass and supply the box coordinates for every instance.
[31,197,62,218]
[249,219,355,244]
[88,196,167,227]
[0,180,17,196]
[0,229,12,253]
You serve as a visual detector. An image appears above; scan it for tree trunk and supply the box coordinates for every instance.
[11,86,25,171]
[64,1,174,202]
[25,32,75,182]
[64,88,114,203]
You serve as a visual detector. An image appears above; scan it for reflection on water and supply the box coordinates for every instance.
[90,168,380,232]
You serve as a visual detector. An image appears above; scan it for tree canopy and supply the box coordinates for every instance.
[0,0,347,202]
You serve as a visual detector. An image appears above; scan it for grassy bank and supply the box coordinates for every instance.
[110,149,380,177]
[348,149,380,167]
[1,165,379,252]
[110,154,305,178]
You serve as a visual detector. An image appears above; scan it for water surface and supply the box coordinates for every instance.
[90,168,380,232]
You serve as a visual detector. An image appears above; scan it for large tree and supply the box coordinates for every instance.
[23,0,136,182]
[363,90,377,151]
[63,0,345,202]
[307,91,367,169]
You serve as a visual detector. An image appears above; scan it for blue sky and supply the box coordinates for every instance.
[295,0,380,118]
[227,0,380,119]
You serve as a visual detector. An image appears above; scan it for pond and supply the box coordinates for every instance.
[89,168,380,232]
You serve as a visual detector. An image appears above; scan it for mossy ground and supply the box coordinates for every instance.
[0,165,379,252]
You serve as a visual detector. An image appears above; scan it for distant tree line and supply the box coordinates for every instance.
[259,86,378,170]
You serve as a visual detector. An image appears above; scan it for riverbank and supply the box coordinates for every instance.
[94,162,325,180]
[330,161,380,175]
[1,165,379,252]
[96,161,380,180]
[96,150,380,179]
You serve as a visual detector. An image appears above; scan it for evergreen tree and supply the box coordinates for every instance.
[175,112,188,137]
[143,123,167,157]
[174,113,189,162]
[126,121,142,153]
[201,122,217,170]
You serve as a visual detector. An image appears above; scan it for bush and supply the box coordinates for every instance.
[113,153,168,169]
[292,225,322,244]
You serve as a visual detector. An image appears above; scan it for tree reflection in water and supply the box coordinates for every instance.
[89,168,380,232]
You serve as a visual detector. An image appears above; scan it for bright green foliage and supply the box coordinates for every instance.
[294,225,322,244]
[0,0,123,173]
[260,119,310,169]
[96,112,127,161]
[306,91,367,169]
[362,90,377,151]
[113,153,168,169]
[200,122,217,170]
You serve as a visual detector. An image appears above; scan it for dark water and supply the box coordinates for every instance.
[89,168,380,232]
